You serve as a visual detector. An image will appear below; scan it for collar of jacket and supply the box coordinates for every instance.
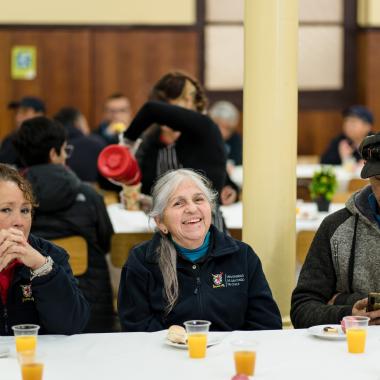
[346,184,379,226]
[144,225,240,265]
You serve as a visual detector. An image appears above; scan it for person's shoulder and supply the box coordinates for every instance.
[318,207,353,234]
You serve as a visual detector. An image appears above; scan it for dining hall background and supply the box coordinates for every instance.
[1,0,380,320]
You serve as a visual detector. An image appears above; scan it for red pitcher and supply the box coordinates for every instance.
[97,145,141,186]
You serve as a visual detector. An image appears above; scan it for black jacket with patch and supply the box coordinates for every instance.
[0,234,89,336]
[118,226,282,332]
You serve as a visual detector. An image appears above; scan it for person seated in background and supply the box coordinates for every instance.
[0,163,89,335]
[126,71,236,222]
[0,96,46,167]
[94,93,132,145]
[54,107,106,183]
[13,117,116,333]
[118,169,282,332]
[291,132,380,328]
[209,100,242,167]
[320,105,374,166]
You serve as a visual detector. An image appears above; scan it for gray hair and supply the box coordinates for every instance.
[209,101,240,126]
[149,169,217,313]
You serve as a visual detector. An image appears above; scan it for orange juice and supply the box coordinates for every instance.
[234,350,256,376]
[16,336,37,353]
[21,363,44,380]
[347,328,367,353]
[187,334,207,358]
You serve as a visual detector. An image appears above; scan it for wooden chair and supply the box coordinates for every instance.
[332,191,352,203]
[296,230,316,265]
[50,236,88,276]
[102,191,120,206]
[110,232,154,268]
[348,178,369,192]
[297,155,319,164]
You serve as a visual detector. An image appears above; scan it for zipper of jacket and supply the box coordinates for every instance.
[333,241,341,286]
[193,268,203,317]
[3,306,8,335]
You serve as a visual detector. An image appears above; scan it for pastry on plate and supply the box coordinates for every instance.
[167,325,187,344]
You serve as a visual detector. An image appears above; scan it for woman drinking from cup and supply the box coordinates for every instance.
[118,169,282,331]
[0,164,89,335]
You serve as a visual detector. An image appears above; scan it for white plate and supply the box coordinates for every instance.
[165,334,225,349]
[308,324,346,340]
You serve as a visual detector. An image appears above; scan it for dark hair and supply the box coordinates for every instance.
[53,107,81,128]
[0,163,38,209]
[13,116,67,166]
[106,93,128,102]
[149,71,207,112]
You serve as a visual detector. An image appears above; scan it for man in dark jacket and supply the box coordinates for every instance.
[0,96,46,167]
[54,107,106,183]
[291,133,380,328]
[13,116,116,332]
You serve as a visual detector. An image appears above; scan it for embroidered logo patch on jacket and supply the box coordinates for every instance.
[20,284,34,302]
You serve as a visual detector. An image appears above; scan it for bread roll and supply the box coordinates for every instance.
[167,325,187,344]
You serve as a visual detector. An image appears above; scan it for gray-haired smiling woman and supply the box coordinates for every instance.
[118,169,282,331]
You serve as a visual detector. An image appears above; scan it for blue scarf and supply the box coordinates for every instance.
[173,231,211,263]
[368,193,380,227]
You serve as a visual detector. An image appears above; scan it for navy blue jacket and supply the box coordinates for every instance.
[118,226,282,332]
[0,234,90,336]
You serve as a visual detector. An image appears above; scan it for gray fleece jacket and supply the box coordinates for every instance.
[291,185,380,328]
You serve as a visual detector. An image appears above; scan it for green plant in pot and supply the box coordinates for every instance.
[309,167,338,212]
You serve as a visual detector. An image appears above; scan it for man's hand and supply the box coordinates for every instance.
[352,298,380,325]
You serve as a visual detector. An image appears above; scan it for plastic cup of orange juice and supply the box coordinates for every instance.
[183,320,211,359]
[18,350,44,380]
[12,324,40,354]
[231,340,257,377]
[343,316,370,354]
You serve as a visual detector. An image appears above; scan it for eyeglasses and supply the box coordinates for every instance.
[361,145,380,161]
[64,144,74,159]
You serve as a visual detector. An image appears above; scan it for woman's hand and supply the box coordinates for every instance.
[352,298,380,325]
[0,228,46,271]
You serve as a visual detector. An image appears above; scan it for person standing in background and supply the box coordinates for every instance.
[94,93,132,145]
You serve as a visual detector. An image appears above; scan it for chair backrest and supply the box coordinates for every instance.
[296,230,316,265]
[110,232,154,268]
[50,236,88,276]
[348,178,368,192]
[102,191,120,206]
[332,191,352,203]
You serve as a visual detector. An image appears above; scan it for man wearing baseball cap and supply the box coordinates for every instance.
[291,132,380,328]
[0,96,46,166]
[321,105,374,165]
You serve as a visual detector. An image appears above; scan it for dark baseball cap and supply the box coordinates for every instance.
[359,132,380,178]
[8,96,46,113]
[343,105,374,125]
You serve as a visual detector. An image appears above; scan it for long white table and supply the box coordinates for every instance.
[2,328,380,379]
[230,164,363,192]
[108,202,346,234]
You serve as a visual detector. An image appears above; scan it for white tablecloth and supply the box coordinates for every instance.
[108,202,346,234]
[221,202,345,232]
[107,203,155,233]
[230,164,362,192]
[2,328,380,379]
